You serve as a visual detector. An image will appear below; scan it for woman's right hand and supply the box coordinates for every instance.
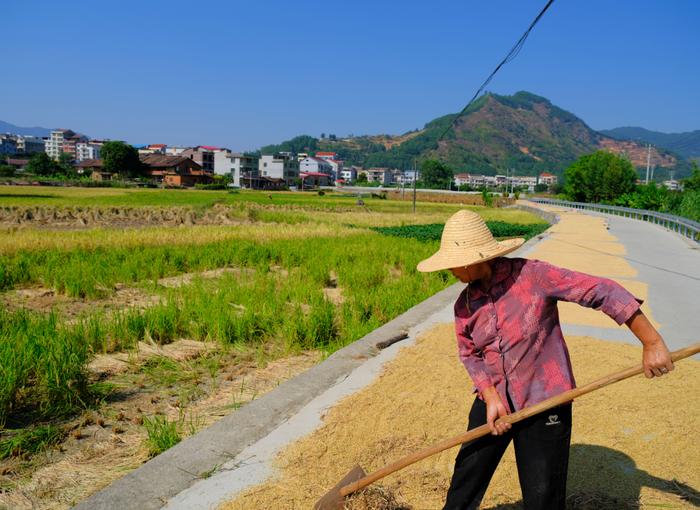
[481,386,511,435]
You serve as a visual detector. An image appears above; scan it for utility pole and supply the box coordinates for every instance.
[645,144,652,184]
[412,159,417,214]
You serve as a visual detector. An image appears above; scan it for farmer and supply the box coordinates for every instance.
[416,210,674,510]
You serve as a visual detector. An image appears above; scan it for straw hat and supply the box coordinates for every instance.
[416,210,525,272]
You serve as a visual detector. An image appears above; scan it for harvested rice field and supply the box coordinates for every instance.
[0,186,546,509]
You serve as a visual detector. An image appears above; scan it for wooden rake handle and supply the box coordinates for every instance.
[339,342,700,497]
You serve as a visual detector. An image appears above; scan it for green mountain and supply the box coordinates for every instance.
[600,127,700,160]
[261,91,687,177]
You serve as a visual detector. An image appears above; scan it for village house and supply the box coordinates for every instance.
[259,153,299,186]
[363,167,393,185]
[76,158,106,177]
[299,156,333,177]
[180,146,217,173]
[538,172,558,186]
[300,171,331,188]
[139,153,212,187]
[339,166,358,183]
[228,153,260,188]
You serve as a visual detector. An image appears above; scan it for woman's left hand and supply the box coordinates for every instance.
[643,340,674,378]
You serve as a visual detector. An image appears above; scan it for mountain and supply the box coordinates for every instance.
[263,92,683,178]
[0,120,52,137]
[600,127,700,160]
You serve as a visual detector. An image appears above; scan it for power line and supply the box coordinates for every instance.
[436,0,556,143]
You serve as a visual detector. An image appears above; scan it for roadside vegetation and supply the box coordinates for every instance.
[563,152,700,222]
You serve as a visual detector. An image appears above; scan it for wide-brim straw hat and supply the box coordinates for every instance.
[416,210,525,272]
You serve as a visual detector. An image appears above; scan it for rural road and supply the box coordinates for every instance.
[76,202,700,510]
[520,203,700,351]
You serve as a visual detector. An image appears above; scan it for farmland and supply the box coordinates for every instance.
[0,186,547,509]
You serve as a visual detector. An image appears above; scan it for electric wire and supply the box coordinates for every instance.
[436,0,556,143]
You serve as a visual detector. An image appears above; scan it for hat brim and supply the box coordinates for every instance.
[416,237,526,273]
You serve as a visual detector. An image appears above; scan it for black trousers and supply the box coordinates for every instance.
[443,397,572,510]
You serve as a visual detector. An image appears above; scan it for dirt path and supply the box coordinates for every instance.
[220,204,699,509]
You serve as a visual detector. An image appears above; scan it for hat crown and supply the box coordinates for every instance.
[440,210,498,251]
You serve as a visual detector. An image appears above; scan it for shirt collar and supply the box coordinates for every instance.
[468,257,511,298]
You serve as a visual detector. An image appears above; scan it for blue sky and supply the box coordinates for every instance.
[3,0,698,150]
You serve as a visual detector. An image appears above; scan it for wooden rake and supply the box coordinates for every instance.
[314,342,700,510]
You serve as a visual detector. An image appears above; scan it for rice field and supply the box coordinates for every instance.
[0,186,548,508]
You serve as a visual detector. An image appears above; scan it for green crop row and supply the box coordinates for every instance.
[371,221,549,243]
[0,233,449,425]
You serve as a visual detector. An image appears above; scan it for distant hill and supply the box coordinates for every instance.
[600,126,700,160]
[262,92,684,178]
[0,120,52,137]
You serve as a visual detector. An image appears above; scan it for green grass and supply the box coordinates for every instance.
[0,309,91,426]
[0,424,65,460]
[142,415,181,457]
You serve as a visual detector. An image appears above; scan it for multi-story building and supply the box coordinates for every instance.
[45,129,87,160]
[363,167,393,185]
[75,142,102,161]
[299,156,333,177]
[0,134,18,155]
[180,146,216,173]
[15,135,45,154]
[213,148,236,176]
[339,166,358,183]
[229,153,260,188]
[259,153,299,185]
[538,172,558,186]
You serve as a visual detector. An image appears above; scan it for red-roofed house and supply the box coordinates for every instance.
[315,151,337,161]
[538,172,558,186]
[299,156,333,178]
[300,171,330,188]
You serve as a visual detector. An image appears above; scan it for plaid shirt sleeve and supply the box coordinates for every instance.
[454,295,494,392]
[529,259,643,325]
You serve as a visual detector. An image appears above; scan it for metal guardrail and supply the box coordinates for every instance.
[528,198,700,243]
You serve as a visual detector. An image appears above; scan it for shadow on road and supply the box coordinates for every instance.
[481,444,700,509]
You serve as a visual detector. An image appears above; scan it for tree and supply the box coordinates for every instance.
[564,151,637,203]
[0,164,15,177]
[682,161,700,191]
[356,172,368,183]
[57,152,76,177]
[102,141,144,178]
[25,152,57,176]
[420,159,453,189]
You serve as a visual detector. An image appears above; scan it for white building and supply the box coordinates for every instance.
[663,179,681,191]
[538,172,558,186]
[339,166,358,183]
[362,168,393,185]
[75,142,101,162]
[214,149,233,176]
[45,129,70,159]
[259,153,299,185]
[230,153,260,187]
[165,146,188,156]
[299,156,333,177]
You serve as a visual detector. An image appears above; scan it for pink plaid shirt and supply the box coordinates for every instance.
[454,257,643,411]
